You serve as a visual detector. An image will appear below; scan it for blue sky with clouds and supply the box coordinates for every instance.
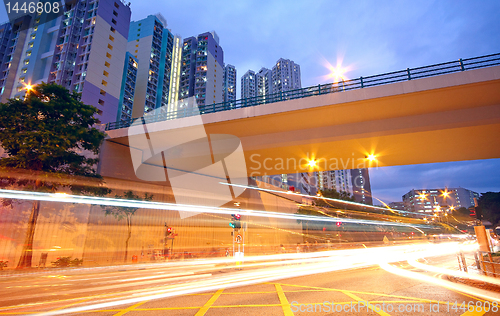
[1,0,499,202]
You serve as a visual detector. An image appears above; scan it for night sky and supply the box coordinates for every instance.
[1,0,499,203]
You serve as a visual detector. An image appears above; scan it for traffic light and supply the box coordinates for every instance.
[230,214,241,229]
[469,207,476,217]
[336,221,342,227]
[166,226,172,236]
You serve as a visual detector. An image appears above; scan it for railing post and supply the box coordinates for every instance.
[318,84,321,95]
[406,68,411,80]
[459,58,465,71]
[360,76,364,88]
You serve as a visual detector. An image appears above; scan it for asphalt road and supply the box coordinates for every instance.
[1,247,498,315]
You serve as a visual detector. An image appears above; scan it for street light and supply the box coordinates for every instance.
[308,159,317,168]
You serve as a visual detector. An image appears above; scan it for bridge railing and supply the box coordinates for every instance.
[105,52,500,131]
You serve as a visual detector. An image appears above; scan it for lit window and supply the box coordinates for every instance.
[103,70,109,77]
[104,61,110,68]
[102,80,107,86]
[107,44,113,50]
[106,52,112,58]
[109,35,114,41]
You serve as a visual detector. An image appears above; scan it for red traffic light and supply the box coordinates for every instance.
[167,227,172,233]
[232,214,241,220]
[336,222,342,227]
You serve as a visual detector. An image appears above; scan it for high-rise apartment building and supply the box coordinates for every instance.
[240,70,255,99]
[316,169,373,204]
[242,58,300,100]
[0,14,59,102]
[223,64,236,103]
[402,187,479,213]
[47,0,132,124]
[117,52,137,121]
[166,35,182,114]
[271,58,301,93]
[179,32,223,107]
[256,67,272,98]
[127,14,174,118]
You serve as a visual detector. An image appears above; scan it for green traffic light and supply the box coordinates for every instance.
[229,223,235,228]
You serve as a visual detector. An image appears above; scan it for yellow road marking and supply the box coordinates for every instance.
[194,288,224,316]
[341,291,392,316]
[271,282,448,304]
[275,284,294,316]
[460,309,487,316]
[112,301,148,316]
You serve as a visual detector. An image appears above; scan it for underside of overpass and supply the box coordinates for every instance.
[102,65,500,180]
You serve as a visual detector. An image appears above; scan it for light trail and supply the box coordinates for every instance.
[407,259,500,286]
[0,188,436,229]
[380,262,500,302]
[222,182,427,218]
[3,241,479,315]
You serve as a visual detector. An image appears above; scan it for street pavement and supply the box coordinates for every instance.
[1,247,499,315]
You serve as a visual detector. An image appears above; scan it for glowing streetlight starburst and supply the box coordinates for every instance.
[329,64,348,82]
[320,54,354,84]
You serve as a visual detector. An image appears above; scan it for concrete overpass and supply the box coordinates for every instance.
[101,64,500,180]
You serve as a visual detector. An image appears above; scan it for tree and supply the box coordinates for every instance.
[456,207,469,215]
[0,83,110,268]
[103,191,153,263]
[314,189,355,208]
[478,192,500,227]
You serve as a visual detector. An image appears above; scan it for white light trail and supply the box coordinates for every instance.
[221,182,425,217]
[14,242,478,315]
[0,189,434,229]
[380,262,500,302]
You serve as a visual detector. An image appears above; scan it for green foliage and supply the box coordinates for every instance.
[478,192,500,226]
[0,83,110,268]
[456,207,469,215]
[0,83,110,196]
[103,191,153,221]
[0,261,7,270]
[103,191,153,262]
[314,189,355,208]
[51,257,83,268]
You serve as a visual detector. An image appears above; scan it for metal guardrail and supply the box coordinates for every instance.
[105,52,500,131]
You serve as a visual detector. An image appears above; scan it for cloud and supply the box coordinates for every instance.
[370,159,500,203]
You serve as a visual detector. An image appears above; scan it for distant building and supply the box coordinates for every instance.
[388,202,405,211]
[47,0,133,124]
[0,16,34,102]
[240,69,255,99]
[223,64,236,103]
[257,168,373,203]
[241,58,300,100]
[256,67,272,98]
[117,52,137,121]
[127,14,174,117]
[316,169,373,205]
[166,35,182,114]
[260,173,316,196]
[179,31,223,107]
[271,58,301,93]
[402,187,479,213]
